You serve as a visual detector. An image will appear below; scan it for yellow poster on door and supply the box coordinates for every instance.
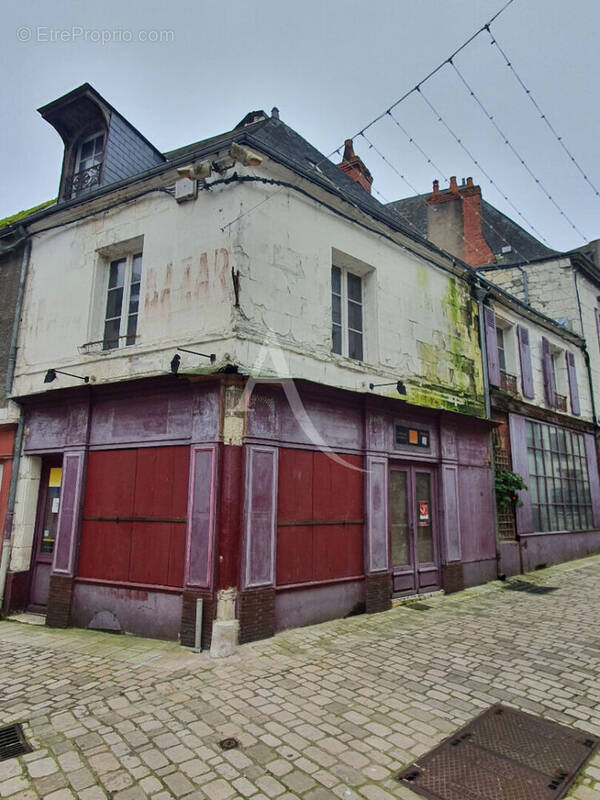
[48,467,62,488]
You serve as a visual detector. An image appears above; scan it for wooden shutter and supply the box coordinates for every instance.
[566,351,580,415]
[483,306,500,387]
[517,325,534,398]
[541,337,556,407]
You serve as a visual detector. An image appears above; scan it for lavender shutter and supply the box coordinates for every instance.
[517,325,534,398]
[595,308,600,350]
[566,351,580,415]
[541,337,555,407]
[483,306,500,386]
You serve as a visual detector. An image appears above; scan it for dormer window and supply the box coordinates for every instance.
[71,131,105,197]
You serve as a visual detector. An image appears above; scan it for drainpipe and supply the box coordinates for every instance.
[0,411,25,613]
[516,265,530,306]
[0,235,31,612]
[573,268,597,426]
[6,237,31,397]
[474,280,501,571]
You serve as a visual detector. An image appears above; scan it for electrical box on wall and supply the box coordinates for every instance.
[175,177,198,203]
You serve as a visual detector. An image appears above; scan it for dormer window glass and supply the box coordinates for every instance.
[71,131,104,197]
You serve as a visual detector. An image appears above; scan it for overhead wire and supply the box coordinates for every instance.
[450,58,588,241]
[486,27,600,201]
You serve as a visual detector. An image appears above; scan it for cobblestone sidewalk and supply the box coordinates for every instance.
[2,556,600,799]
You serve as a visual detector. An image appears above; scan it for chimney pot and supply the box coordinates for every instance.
[343,139,356,161]
[466,176,473,187]
[271,106,280,120]
[432,179,439,195]
[449,176,458,194]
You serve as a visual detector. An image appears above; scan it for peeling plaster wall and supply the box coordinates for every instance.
[490,301,593,422]
[13,187,237,397]
[227,183,485,417]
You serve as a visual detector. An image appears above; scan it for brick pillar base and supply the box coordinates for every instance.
[365,572,392,614]
[45,575,74,628]
[442,562,465,594]
[179,591,215,650]
[238,587,275,644]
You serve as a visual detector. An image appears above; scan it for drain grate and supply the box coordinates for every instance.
[396,704,598,800]
[219,737,239,750]
[503,580,558,595]
[0,724,31,762]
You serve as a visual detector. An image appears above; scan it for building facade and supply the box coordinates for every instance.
[0,85,504,648]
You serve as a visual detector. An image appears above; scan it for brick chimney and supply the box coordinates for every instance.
[337,139,373,194]
[427,176,495,267]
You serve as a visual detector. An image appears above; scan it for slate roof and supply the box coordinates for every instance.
[387,189,558,265]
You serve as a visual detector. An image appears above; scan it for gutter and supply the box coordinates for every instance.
[6,239,31,396]
[574,269,598,427]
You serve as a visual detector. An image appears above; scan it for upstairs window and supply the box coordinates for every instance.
[103,253,142,350]
[71,131,105,197]
[332,265,363,361]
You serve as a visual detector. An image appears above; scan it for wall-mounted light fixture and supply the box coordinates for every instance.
[368,380,407,396]
[170,348,216,375]
[44,368,90,384]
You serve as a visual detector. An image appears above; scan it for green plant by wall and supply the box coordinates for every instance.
[495,469,528,510]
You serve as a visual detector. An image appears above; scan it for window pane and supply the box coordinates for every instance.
[103,318,121,350]
[347,272,362,302]
[105,287,123,320]
[132,253,143,282]
[332,293,342,325]
[129,282,140,315]
[348,300,362,332]
[415,473,434,563]
[109,259,126,289]
[126,314,138,345]
[348,330,363,361]
[332,324,342,355]
[331,265,341,294]
[390,472,410,567]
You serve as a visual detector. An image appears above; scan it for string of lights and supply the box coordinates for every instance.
[487,27,600,202]
[417,85,550,245]
[387,110,449,182]
[450,60,588,241]
[363,123,535,267]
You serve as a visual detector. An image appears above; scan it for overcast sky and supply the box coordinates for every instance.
[2,0,599,252]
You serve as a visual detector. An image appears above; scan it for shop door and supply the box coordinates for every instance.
[28,461,63,611]
[389,465,440,596]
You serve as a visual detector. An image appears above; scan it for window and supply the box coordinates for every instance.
[526,420,593,532]
[103,252,142,350]
[497,327,507,372]
[332,265,363,360]
[72,131,104,196]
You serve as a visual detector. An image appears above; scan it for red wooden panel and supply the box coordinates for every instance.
[276,525,313,585]
[277,448,313,521]
[77,521,131,581]
[313,524,363,581]
[129,522,170,585]
[313,452,363,520]
[167,523,186,587]
[83,449,136,516]
[133,446,190,519]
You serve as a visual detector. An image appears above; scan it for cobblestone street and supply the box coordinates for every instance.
[2,556,600,800]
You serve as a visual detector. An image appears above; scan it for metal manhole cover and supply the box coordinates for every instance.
[396,704,598,800]
[219,737,239,750]
[0,724,31,762]
[503,580,558,594]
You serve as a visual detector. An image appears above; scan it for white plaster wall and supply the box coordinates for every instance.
[227,182,484,415]
[10,454,41,572]
[492,301,593,422]
[13,184,238,397]
[573,273,600,413]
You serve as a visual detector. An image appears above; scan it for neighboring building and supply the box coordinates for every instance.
[0,85,503,648]
[391,178,600,573]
